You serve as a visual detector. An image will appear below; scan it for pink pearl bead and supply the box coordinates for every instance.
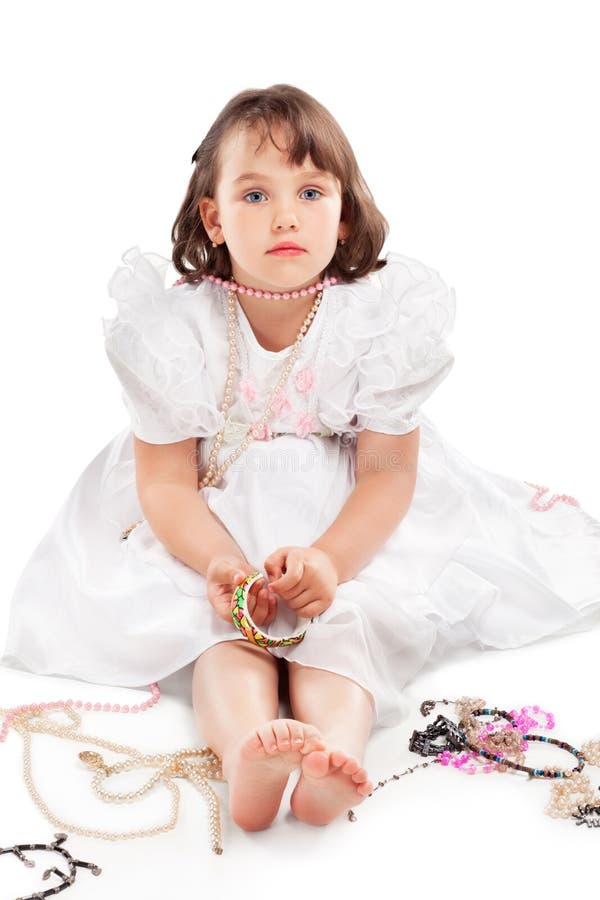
[238,285,246,294]
[132,705,139,713]
[246,288,255,296]
[75,700,83,708]
[316,282,323,290]
[84,702,92,711]
[93,703,101,711]
[300,289,308,296]
[282,292,290,299]
[215,277,223,285]
[66,699,73,707]
[140,702,148,711]
[308,286,316,293]
[272,292,281,299]
[291,291,299,298]
[263,291,272,299]
[112,704,121,712]
[254,290,263,298]
[122,705,130,713]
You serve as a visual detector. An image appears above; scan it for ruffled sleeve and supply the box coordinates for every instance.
[318,251,456,437]
[353,252,456,435]
[101,246,225,444]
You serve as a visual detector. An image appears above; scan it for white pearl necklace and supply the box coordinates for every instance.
[198,287,324,490]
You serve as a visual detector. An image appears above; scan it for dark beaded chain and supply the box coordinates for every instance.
[0,832,101,897]
[457,707,587,779]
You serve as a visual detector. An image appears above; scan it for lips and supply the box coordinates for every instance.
[268,242,304,252]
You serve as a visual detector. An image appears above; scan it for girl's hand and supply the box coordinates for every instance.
[205,556,278,627]
[263,546,338,619]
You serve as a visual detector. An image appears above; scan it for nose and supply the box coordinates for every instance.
[273,207,300,231]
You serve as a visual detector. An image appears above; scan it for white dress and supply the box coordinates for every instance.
[3,247,600,728]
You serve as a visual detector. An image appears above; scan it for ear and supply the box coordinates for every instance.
[198,196,222,241]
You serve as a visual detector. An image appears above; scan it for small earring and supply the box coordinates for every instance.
[339,238,346,245]
[211,241,217,248]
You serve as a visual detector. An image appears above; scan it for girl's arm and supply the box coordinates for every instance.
[141,483,247,575]
[135,436,246,575]
[311,428,420,585]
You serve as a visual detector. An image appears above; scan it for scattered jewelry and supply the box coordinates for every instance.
[346,696,600,828]
[0,832,100,898]
[3,690,599,850]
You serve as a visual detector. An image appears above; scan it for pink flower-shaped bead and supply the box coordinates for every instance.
[295,413,317,438]
[295,367,315,394]
[271,389,292,417]
[238,375,257,404]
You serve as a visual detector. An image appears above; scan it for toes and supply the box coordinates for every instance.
[356,780,374,796]
[255,721,282,753]
[301,724,327,754]
[350,767,368,783]
[254,719,325,755]
[245,731,269,755]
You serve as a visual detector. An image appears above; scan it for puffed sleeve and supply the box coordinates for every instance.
[101,246,224,444]
[353,252,456,434]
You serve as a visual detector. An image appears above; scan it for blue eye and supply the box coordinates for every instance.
[244,191,266,203]
[243,188,322,203]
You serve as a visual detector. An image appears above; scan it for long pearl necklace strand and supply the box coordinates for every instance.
[198,282,326,490]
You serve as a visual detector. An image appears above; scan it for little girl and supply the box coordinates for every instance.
[3,83,600,833]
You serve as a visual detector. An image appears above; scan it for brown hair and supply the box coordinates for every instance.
[171,84,389,284]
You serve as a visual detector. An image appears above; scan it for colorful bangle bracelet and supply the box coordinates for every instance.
[230,572,313,648]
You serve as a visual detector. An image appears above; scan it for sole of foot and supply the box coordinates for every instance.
[223,718,327,831]
[290,747,374,826]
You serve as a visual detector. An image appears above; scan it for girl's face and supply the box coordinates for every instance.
[199,124,348,293]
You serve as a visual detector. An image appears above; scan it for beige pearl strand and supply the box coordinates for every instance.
[546,738,600,819]
[5,705,225,853]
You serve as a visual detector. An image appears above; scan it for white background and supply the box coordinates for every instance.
[1,1,599,897]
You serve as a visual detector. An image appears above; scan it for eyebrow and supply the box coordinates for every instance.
[232,169,332,185]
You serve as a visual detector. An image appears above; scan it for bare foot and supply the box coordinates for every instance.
[290,746,374,826]
[222,719,326,831]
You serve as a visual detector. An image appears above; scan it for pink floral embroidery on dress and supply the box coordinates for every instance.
[238,374,257,404]
[271,388,292,417]
[248,419,271,441]
[295,366,316,394]
[524,481,580,511]
[295,413,317,438]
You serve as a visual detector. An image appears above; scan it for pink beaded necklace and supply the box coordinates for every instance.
[174,271,340,298]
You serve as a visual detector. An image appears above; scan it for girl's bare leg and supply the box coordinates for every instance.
[286,661,376,825]
[192,641,325,831]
